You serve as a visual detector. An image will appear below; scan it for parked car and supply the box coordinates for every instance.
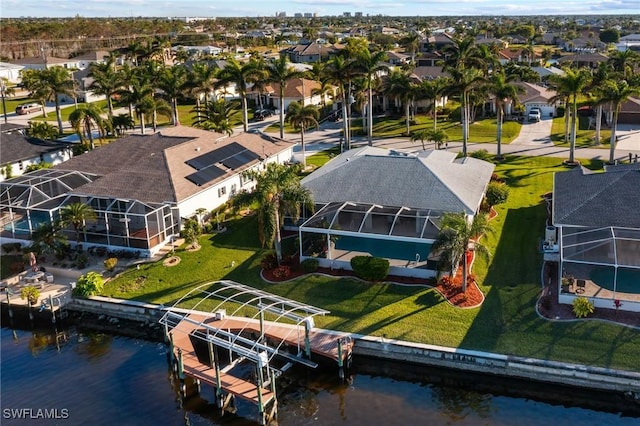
[528,108,541,122]
[15,103,42,115]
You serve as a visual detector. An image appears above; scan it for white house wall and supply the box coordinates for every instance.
[0,148,73,182]
[176,146,294,218]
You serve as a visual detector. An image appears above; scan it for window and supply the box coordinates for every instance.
[218,186,226,198]
[230,184,237,195]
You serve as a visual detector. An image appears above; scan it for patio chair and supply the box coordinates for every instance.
[576,279,586,294]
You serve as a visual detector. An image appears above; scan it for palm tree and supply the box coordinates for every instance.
[119,78,155,134]
[382,68,414,135]
[216,57,268,132]
[588,62,612,146]
[68,103,106,150]
[110,113,135,137]
[432,212,492,293]
[416,77,450,131]
[596,80,640,164]
[324,54,358,151]
[549,68,592,164]
[158,65,188,126]
[410,129,430,150]
[286,101,319,168]
[445,68,485,156]
[21,67,75,135]
[88,57,121,117]
[233,163,314,263]
[355,49,388,146]
[608,50,639,80]
[60,202,97,244]
[30,222,67,257]
[145,96,172,132]
[400,34,420,64]
[192,99,238,136]
[487,72,524,159]
[267,54,307,139]
[187,62,218,121]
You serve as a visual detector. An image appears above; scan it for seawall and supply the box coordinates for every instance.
[7,295,640,397]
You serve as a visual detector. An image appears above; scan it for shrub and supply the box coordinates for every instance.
[104,257,118,271]
[73,271,104,297]
[350,256,390,281]
[470,149,494,162]
[572,297,595,318]
[300,258,319,273]
[261,253,278,271]
[485,181,510,207]
[20,285,40,306]
[272,265,291,279]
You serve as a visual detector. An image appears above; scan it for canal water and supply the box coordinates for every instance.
[1,326,638,425]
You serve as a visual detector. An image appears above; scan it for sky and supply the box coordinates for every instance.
[1,0,639,18]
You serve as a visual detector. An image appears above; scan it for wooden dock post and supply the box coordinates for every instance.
[168,332,175,365]
[212,344,224,408]
[304,320,311,358]
[49,294,56,324]
[337,338,344,380]
[177,348,185,380]
[6,290,14,319]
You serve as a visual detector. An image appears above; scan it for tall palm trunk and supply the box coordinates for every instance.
[563,97,569,144]
[569,96,577,164]
[367,85,373,146]
[496,104,503,159]
[55,99,63,135]
[594,104,603,145]
[241,96,249,133]
[279,87,285,139]
[85,121,95,150]
[139,112,146,134]
[405,101,410,135]
[301,125,307,168]
[462,92,469,157]
[608,106,620,164]
[462,249,469,293]
[172,98,179,126]
[274,204,282,264]
[341,87,348,152]
[433,96,438,131]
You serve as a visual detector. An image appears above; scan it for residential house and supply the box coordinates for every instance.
[71,50,112,70]
[552,164,640,312]
[386,51,410,66]
[298,148,495,278]
[618,97,640,125]
[0,62,25,83]
[249,78,326,113]
[557,52,609,69]
[0,123,74,183]
[0,128,295,256]
[13,56,81,71]
[286,42,337,63]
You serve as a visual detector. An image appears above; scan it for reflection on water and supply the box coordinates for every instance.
[1,326,638,426]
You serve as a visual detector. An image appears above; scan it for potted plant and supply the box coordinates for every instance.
[21,285,40,307]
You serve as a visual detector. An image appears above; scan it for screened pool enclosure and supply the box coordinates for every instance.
[298,202,444,278]
[560,226,640,310]
[0,169,180,256]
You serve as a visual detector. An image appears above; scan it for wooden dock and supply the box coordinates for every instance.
[170,316,276,406]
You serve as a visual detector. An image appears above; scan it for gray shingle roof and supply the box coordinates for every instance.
[0,126,73,165]
[301,147,495,215]
[553,165,640,228]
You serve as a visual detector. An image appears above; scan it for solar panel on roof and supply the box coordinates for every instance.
[186,142,247,170]
[222,151,260,170]
[185,165,226,186]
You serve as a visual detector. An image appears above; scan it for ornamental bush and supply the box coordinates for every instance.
[300,258,319,273]
[350,256,390,281]
[104,257,118,271]
[572,297,595,318]
[486,181,510,207]
[73,271,104,297]
[261,253,278,271]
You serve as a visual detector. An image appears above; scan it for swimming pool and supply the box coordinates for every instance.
[334,235,432,262]
[589,267,640,294]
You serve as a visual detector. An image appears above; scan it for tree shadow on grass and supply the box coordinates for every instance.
[459,204,545,353]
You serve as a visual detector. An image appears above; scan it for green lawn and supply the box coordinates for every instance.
[103,152,640,372]
[550,115,613,149]
[1,95,37,116]
[349,115,521,144]
[30,100,109,123]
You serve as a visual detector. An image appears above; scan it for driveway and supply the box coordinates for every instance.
[511,118,553,146]
[614,124,640,152]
